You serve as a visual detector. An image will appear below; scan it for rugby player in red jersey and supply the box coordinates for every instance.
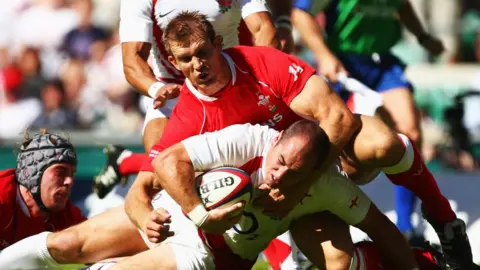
[0,131,85,250]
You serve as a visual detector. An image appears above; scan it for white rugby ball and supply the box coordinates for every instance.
[196,167,253,216]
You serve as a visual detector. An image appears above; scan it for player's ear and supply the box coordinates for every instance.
[168,55,180,70]
[213,35,223,50]
[272,131,283,146]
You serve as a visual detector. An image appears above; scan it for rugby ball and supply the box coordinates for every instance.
[196,167,253,216]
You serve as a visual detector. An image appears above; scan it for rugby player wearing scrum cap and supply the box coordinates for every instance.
[0,130,85,250]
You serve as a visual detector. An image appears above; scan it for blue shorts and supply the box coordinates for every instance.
[332,52,413,102]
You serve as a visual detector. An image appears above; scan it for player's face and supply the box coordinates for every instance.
[40,163,75,211]
[168,36,225,92]
[263,135,317,188]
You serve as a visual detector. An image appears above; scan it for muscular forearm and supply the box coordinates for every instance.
[153,155,201,213]
[122,42,157,96]
[253,24,279,49]
[291,8,333,60]
[318,110,361,171]
[398,1,427,38]
[125,172,158,230]
[123,54,158,96]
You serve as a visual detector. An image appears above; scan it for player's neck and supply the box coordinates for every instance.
[19,185,49,220]
[196,56,231,96]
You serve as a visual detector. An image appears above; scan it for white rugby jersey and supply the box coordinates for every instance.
[119,0,269,83]
[181,123,372,260]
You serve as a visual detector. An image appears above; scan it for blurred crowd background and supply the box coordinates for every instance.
[1,0,480,173]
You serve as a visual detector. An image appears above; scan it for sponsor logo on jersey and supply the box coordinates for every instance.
[159,9,175,18]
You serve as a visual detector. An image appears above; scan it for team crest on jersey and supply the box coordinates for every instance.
[217,0,233,13]
[256,92,276,113]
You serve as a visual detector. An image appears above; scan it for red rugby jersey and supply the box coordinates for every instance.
[143,45,316,171]
[0,169,86,249]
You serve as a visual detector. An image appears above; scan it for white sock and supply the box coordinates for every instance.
[382,134,415,175]
[0,232,59,269]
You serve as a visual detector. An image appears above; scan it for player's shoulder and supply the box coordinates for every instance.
[225,45,282,59]
[221,123,273,136]
[0,169,16,194]
[0,169,16,179]
[0,171,17,216]
[216,123,278,149]
[225,46,287,72]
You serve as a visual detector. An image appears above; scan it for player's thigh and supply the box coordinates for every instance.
[290,212,353,270]
[143,117,169,153]
[342,114,405,169]
[109,243,177,270]
[380,88,422,145]
[48,205,148,264]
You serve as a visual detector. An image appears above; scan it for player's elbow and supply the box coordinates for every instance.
[254,23,279,48]
[151,150,172,174]
[330,109,361,141]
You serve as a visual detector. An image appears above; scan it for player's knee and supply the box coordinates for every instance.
[398,127,421,147]
[370,130,405,167]
[48,228,85,263]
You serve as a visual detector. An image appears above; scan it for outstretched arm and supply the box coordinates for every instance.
[119,0,182,104]
[290,75,361,172]
[291,8,347,82]
[398,1,444,56]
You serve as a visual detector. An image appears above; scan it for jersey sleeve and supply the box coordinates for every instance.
[240,0,270,19]
[119,0,153,43]
[182,124,275,172]
[234,46,316,105]
[313,165,371,225]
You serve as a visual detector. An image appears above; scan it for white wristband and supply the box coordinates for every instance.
[187,204,209,228]
[148,81,165,99]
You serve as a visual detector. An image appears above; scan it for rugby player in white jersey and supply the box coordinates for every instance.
[93,0,287,198]
[106,121,438,269]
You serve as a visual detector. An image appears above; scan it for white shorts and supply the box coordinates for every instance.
[140,96,179,134]
[138,191,215,270]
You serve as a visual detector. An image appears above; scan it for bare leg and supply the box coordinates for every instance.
[109,243,177,270]
[48,205,148,264]
[290,212,353,270]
